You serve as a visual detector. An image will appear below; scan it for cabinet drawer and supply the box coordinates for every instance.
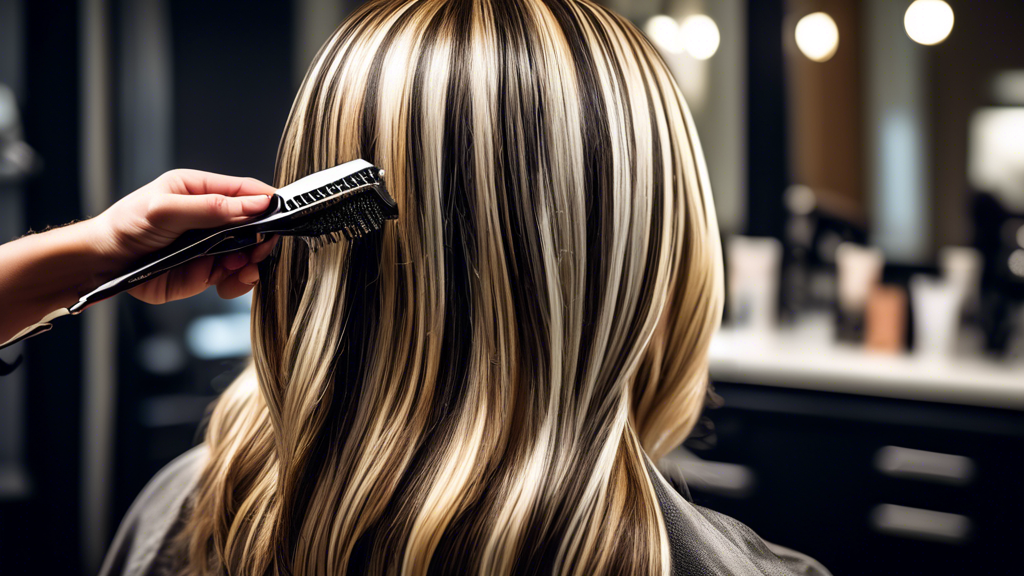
[673,382,1024,576]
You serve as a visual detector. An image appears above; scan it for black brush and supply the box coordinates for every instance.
[0,159,397,351]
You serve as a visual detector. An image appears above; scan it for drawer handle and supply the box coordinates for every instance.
[659,448,756,498]
[870,503,971,544]
[874,445,975,486]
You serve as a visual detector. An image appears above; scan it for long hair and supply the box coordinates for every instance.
[181,0,723,574]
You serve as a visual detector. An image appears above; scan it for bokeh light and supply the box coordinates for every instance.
[904,0,954,46]
[681,15,720,60]
[644,15,683,54]
[795,12,839,63]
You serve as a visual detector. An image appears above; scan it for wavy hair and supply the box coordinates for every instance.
[180,0,722,574]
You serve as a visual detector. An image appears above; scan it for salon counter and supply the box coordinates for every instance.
[684,314,1024,575]
[708,313,1024,410]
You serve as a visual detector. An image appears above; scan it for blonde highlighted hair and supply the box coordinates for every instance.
[181,0,723,573]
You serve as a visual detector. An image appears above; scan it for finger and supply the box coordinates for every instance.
[148,192,271,234]
[208,240,269,287]
[161,169,276,197]
[237,263,260,286]
[209,253,256,291]
[207,257,233,286]
[126,255,216,304]
[169,255,220,300]
[222,251,249,271]
[251,235,279,264]
[216,271,256,300]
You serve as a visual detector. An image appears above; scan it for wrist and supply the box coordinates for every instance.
[71,216,136,292]
[0,222,101,326]
[43,220,123,304]
[77,211,121,262]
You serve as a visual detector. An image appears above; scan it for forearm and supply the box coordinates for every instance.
[0,220,114,345]
[0,170,275,348]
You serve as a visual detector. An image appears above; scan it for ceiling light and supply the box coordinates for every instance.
[680,15,720,60]
[644,15,683,54]
[904,0,954,46]
[795,12,839,63]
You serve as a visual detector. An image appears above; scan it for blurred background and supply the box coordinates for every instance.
[0,0,1022,574]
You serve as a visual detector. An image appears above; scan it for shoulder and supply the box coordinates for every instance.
[648,460,831,576]
[98,445,209,576]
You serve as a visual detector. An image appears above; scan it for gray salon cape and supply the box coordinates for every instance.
[99,446,831,576]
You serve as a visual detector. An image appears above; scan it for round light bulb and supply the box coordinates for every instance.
[904,0,954,46]
[644,15,683,54]
[794,12,839,63]
[680,15,720,60]
[1010,249,1024,277]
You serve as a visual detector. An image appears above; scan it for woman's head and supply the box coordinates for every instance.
[186,0,722,574]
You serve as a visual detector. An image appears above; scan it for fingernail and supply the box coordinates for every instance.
[240,194,272,214]
[224,252,248,270]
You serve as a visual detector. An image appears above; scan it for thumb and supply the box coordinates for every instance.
[148,192,272,234]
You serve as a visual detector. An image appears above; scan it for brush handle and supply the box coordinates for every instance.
[69,196,283,314]
[0,309,70,351]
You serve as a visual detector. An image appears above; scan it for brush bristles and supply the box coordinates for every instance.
[292,181,397,252]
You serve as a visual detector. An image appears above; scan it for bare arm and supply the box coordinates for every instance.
[0,169,279,345]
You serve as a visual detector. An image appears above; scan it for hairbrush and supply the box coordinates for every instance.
[0,158,397,352]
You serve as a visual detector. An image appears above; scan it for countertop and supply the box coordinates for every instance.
[708,314,1024,410]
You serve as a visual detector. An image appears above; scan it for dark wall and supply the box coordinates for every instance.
[747,0,789,238]
[4,1,84,574]
[171,0,295,185]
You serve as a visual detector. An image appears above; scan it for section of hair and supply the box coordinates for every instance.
[180,0,723,575]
